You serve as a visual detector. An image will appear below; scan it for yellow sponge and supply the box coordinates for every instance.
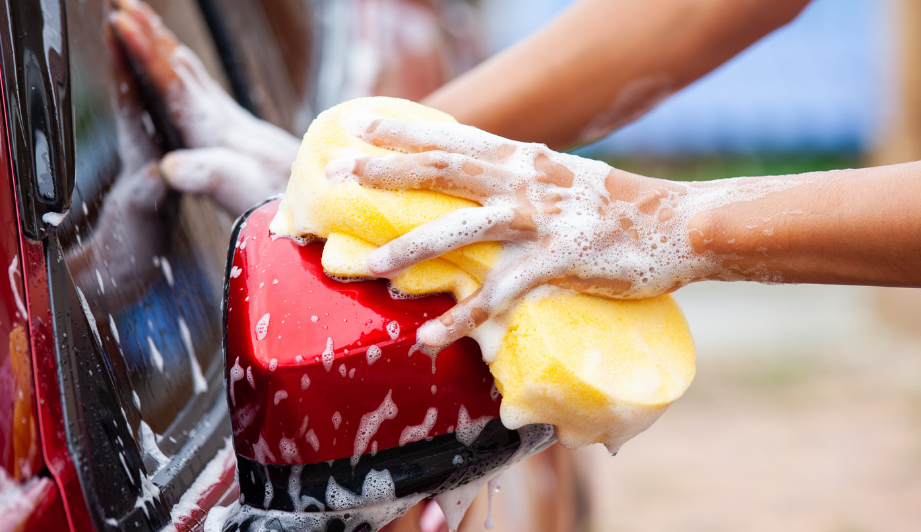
[271,97,696,452]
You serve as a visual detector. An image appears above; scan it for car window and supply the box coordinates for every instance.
[197,0,317,134]
[50,0,236,526]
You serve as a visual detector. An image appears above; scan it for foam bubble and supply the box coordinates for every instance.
[386,321,400,340]
[352,390,398,466]
[322,337,335,372]
[274,390,288,405]
[366,345,382,365]
[229,357,244,406]
[455,405,491,447]
[305,429,320,452]
[398,407,437,446]
[255,313,270,341]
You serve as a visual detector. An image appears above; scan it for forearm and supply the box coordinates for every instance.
[423,0,810,149]
[689,163,921,287]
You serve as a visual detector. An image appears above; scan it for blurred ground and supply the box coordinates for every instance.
[569,283,921,532]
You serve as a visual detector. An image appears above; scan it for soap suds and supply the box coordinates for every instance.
[210,469,424,532]
[179,317,207,394]
[147,336,164,372]
[386,320,400,340]
[366,344,382,365]
[398,407,437,446]
[322,337,335,372]
[255,313,270,341]
[455,405,491,447]
[352,390,398,466]
[139,420,169,467]
[42,210,68,226]
[229,357,244,406]
[274,390,288,405]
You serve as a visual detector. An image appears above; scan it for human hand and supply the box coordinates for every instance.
[109,0,299,216]
[325,116,727,350]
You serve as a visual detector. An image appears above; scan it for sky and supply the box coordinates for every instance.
[481,0,893,155]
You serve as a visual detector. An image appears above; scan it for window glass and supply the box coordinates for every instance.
[62,0,230,442]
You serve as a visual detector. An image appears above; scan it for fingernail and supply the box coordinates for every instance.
[324,158,356,182]
[418,319,450,349]
[366,247,395,277]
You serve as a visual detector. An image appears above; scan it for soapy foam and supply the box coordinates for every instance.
[484,475,501,529]
[169,438,234,528]
[398,407,438,446]
[366,344,382,365]
[147,336,164,372]
[280,437,302,463]
[160,257,174,287]
[386,320,400,340]
[229,357,244,407]
[108,315,120,345]
[274,390,288,405]
[211,423,554,532]
[255,313,270,341]
[305,429,320,452]
[322,337,335,372]
[433,472,494,532]
[210,468,425,532]
[139,420,169,468]
[178,317,207,394]
[455,405,491,447]
[75,286,103,349]
[296,415,310,438]
[274,98,700,456]
[42,210,67,226]
[352,390,398,466]
[435,424,554,532]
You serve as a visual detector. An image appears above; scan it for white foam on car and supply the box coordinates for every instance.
[207,468,424,532]
[398,407,437,446]
[366,344,382,365]
[147,336,164,372]
[255,313,270,341]
[352,390,398,466]
[179,316,207,393]
[139,421,169,468]
[455,405,491,447]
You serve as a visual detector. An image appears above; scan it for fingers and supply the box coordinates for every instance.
[367,206,523,276]
[345,115,522,163]
[416,256,550,349]
[109,2,181,95]
[326,151,512,202]
[160,148,284,216]
[111,0,234,148]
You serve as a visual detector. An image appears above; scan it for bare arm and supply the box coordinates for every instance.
[423,0,811,149]
[689,163,921,287]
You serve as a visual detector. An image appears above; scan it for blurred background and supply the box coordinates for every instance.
[474,0,921,530]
